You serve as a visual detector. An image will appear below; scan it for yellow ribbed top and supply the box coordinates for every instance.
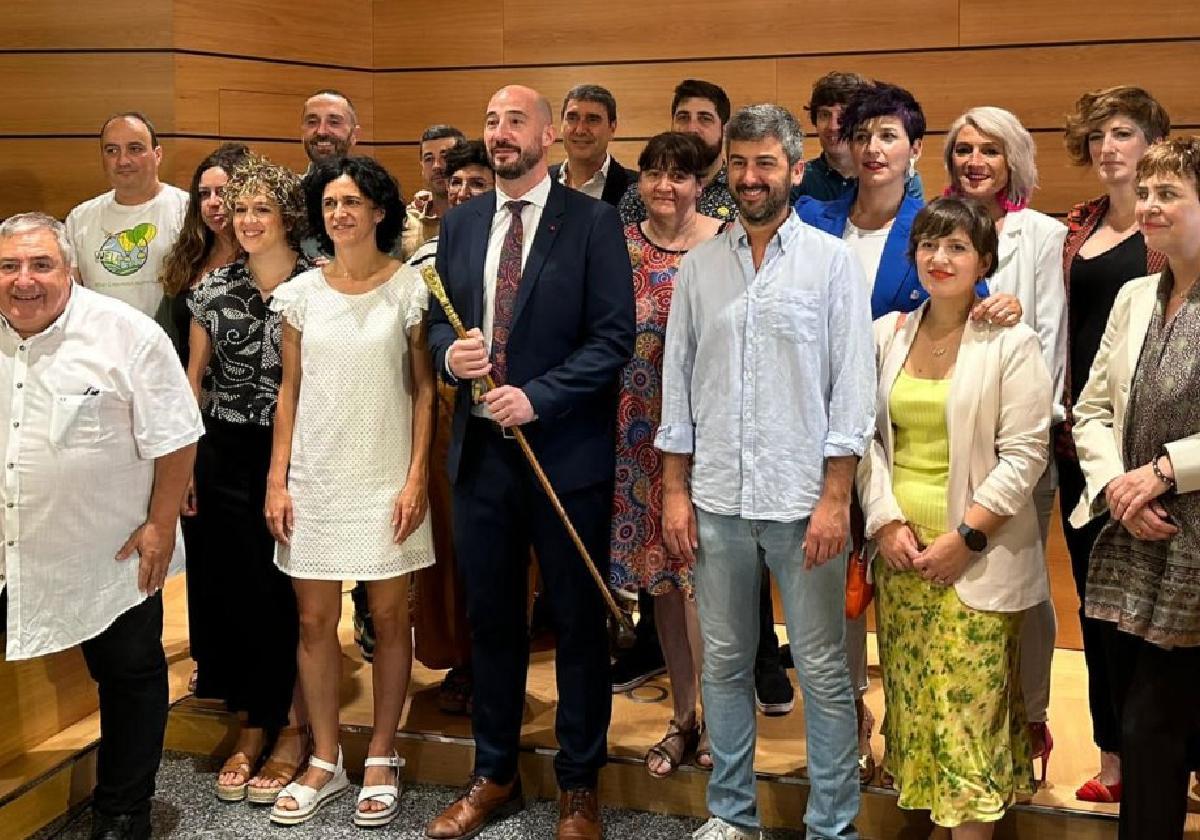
[889,369,951,547]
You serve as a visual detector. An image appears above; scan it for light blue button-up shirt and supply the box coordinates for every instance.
[655,212,876,522]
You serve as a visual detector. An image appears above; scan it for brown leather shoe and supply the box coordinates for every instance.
[557,787,602,840]
[425,775,524,839]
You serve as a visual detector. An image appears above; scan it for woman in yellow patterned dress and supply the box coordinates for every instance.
[858,196,1053,837]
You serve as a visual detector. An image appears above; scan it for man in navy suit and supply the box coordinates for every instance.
[425,85,634,840]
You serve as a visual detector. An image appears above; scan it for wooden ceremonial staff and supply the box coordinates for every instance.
[420,264,636,642]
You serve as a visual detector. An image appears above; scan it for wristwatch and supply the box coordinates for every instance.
[957,522,988,552]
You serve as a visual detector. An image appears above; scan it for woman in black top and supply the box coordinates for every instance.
[184,154,312,805]
[1058,85,1170,804]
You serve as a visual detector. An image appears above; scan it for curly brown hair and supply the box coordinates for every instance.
[1064,85,1170,167]
[223,153,308,251]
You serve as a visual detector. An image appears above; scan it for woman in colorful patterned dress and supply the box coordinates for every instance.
[860,197,1052,838]
[610,132,724,777]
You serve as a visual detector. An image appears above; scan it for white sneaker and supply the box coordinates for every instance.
[693,816,763,839]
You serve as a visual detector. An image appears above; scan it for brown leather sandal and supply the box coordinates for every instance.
[646,719,699,778]
[216,750,259,802]
[246,726,310,805]
[694,721,713,770]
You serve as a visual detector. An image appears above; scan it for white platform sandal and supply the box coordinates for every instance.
[269,747,350,825]
[353,752,405,828]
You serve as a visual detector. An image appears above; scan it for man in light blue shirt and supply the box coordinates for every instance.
[657,104,875,840]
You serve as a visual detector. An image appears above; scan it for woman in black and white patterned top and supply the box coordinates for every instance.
[184,154,312,807]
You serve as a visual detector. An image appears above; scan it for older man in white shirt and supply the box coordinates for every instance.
[0,213,202,840]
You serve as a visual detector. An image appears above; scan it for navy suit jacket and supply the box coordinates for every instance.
[428,179,635,494]
[548,155,635,208]
[794,187,928,318]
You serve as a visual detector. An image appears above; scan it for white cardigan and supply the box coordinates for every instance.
[1070,273,1200,528]
[988,207,1068,423]
[858,305,1052,612]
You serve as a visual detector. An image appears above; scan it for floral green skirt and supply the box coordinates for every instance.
[875,557,1034,827]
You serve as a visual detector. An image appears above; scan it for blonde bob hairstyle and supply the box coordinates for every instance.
[944,106,1038,205]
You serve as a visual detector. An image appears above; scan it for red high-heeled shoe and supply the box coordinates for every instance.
[1075,777,1122,803]
[1029,722,1054,786]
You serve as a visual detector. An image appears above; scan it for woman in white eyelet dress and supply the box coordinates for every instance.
[269,265,434,579]
[264,156,434,828]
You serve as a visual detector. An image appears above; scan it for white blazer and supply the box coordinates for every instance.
[1070,273,1200,528]
[859,304,1052,612]
[989,207,1068,423]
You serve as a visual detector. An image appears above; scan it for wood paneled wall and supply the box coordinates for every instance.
[2,0,1196,219]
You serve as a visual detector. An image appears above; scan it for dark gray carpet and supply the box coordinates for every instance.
[34,752,804,839]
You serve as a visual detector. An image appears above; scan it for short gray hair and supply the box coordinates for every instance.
[0,212,76,269]
[725,104,805,167]
[944,106,1038,204]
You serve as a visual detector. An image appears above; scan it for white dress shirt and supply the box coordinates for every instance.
[470,174,551,417]
[0,286,203,659]
[557,154,612,201]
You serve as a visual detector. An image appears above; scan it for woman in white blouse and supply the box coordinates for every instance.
[943,106,1067,773]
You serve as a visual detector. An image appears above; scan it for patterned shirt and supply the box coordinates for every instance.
[655,213,876,521]
[619,166,738,225]
[188,256,312,426]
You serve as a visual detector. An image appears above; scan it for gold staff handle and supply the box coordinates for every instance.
[420,265,635,638]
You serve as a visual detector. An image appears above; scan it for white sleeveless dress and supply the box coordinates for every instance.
[270,265,435,580]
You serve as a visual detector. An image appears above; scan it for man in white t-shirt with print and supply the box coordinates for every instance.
[66,112,188,318]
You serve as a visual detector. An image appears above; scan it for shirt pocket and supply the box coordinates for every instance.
[49,393,103,448]
[764,290,821,342]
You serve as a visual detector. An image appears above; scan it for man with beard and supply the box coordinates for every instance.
[791,72,925,203]
[400,124,466,259]
[658,104,873,840]
[300,89,359,168]
[425,85,633,840]
[550,84,634,207]
[618,79,737,224]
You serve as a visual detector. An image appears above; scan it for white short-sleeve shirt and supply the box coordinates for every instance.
[0,286,204,659]
[65,185,189,317]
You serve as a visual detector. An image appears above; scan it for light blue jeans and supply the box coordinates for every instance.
[694,510,860,839]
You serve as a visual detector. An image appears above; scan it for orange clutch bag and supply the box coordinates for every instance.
[845,547,874,620]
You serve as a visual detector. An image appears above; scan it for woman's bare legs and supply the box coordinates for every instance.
[275,578,342,811]
[358,576,413,813]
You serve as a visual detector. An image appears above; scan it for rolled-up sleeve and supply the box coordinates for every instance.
[129,330,204,460]
[824,247,876,458]
[655,254,698,454]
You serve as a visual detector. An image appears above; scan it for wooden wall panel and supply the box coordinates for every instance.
[374,60,778,143]
[373,0,503,69]
[777,42,1200,132]
[960,0,1200,46]
[167,139,311,185]
[174,54,375,140]
[501,0,958,66]
[4,0,172,49]
[0,140,117,220]
[172,0,373,68]
[0,139,210,221]
[0,55,175,136]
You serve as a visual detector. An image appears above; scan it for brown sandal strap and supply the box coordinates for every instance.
[218,751,256,781]
[646,720,699,772]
